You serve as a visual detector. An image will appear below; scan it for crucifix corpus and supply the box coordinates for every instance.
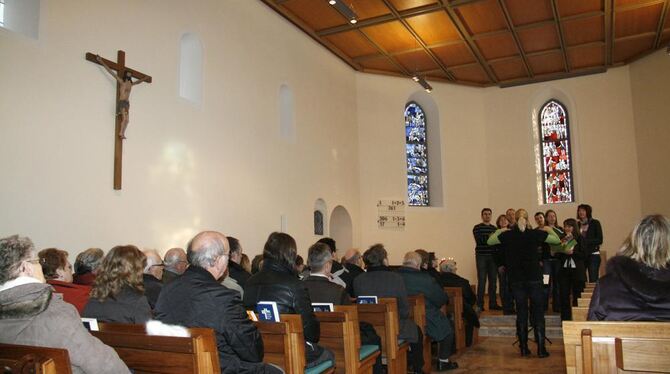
[86,50,152,190]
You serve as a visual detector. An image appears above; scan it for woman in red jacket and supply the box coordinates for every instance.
[38,247,91,314]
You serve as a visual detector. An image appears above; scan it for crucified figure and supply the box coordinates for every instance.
[96,55,150,139]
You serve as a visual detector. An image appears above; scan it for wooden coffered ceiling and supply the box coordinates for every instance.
[262,0,670,87]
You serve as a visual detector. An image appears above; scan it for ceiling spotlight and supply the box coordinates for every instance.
[329,0,336,5]
[350,18,358,24]
[412,76,433,93]
[412,76,420,82]
[328,0,359,27]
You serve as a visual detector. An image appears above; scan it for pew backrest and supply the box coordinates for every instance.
[572,306,589,321]
[357,298,400,359]
[0,343,71,374]
[254,314,306,374]
[444,287,466,350]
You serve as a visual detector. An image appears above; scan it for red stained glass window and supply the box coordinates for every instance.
[540,100,574,204]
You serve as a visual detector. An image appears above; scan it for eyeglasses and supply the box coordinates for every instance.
[25,258,40,265]
[149,263,165,268]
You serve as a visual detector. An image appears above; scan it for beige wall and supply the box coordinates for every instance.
[629,49,670,216]
[0,0,361,259]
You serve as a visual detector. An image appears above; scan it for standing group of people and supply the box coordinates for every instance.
[473,204,604,358]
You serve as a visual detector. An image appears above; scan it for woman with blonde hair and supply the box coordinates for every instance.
[82,245,151,323]
[588,215,670,321]
[488,208,560,358]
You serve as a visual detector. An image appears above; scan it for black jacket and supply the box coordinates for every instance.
[579,218,603,255]
[243,258,320,344]
[82,287,151,324]
[302,275,351,305]
[161,269,181,285]
[498,228,549,283]
[554,237,586,282]
[342,263,364,296]
[439,272,476,307]
[155,266,271,374]
[142,273,163,309]
[588,256,670,321]
[228,261,252,288]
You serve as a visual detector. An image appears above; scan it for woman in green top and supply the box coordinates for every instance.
[555,218,586,321]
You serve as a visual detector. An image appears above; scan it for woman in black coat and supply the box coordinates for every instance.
[488,209,560,358]
[577,204,603,282]
[555,219,586,321]
[588,215,670,321]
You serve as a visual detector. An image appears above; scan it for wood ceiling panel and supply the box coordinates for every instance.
[450,64,492,83]
[406,11,462,44]
[359,56,402,72]
[361,21,419,52]
[567,44,605,69]
[527,51,566,74]
[425,71,452,81]
[389,0,439,11]
[557,0,602,17]
[431,43,477,66]
[348,0,392,20]
[395,50,441,71]
[475,33,519,59]
[661,29,670,45]
[615,0,657,6]
[517,23,560,52]
[455,0,509,34]
[666,10,670,28]
[323,30,380,58]
[563,16,605,46]
[490,58,529,80]
[615,3,664,38]
[283,0,347,31]
[613,34,656,61]
[505,0,554,26]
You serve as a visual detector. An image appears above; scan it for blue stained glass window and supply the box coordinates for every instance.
[539,100,574,204]
[405,102,429,206]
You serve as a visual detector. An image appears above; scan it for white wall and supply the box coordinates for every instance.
[0,0,361,259]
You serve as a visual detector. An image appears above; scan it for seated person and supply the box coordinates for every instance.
[227,237,251,288]
[244,232,334,368]
[341,248,365,297]
[588,215,670,321]
[353,244,424,374]
[83,245,151,324]
[73,247,104,286]
[38,248,90,314]
[316,237,347,288]
[155,231,281,373]
[438,258,480,346]
[162,247,188,284]
[0,235,129,374]
[142,249,164,309]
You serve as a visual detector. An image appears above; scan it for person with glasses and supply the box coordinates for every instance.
[142,249,164,309]
[38,247,91,314]
[162,247,188,284]
[0,235,129,374]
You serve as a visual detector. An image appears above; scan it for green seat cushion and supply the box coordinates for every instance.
[398,339,406,345]
[305,359,334,374]
[359,344,380,360]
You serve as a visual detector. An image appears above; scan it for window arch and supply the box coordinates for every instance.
[405,102,429,206]
[539,99,575,204]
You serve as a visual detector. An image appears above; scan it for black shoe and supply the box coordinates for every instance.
[519,344,531,356]
[437,361,459,371]
[490,304,503,311]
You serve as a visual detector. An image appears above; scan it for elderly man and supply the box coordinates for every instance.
[162,247,188,284]
[0,235,129,374]
[155,231,281,374]
[73,248,104,286]
[142,249,164,309]
[438,259,480,347]
[397,252,458,371]
[227,236,251,288]
[303,242,350,305]
[341,248,364,296]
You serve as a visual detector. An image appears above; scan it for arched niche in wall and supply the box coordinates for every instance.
[279,83,296,143]
[179,32,203,104]
[314,198,327,236]
[329,205,352,257]
[406,90,444,207]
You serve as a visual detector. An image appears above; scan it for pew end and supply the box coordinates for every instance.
[0,343,72,374]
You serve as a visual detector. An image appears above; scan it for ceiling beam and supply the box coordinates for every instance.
[437,0,498,83]
[615,31,658,42]
[499,66,607,88]
[498,0,533,78]
[562,10,605,22]
[353,39,464,62]
[616,0,665,13]
[605,0,613,66]
[471,28,510,40]
[449,0,489,7]
[355,28,413,76]
[550,0,570,72]
[653,0,670,48]
[515,19,556,31]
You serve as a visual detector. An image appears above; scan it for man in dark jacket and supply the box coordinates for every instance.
[227,236,251,288]
[162,247,188,284]
[397,252,458,371]
[155,231,281,374]
[438,259,480,347]
[342,248,365,297]
[142,249,163,309]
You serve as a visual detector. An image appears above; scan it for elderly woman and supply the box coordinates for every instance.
[0,235,129,374]
[588,215,670,321]
[38,248,91,314]
[83,245,151,324]
[73,247,104,286]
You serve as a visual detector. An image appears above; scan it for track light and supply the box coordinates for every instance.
[327,0,358,26]
[329,0,336,4]
[412,76,433,93]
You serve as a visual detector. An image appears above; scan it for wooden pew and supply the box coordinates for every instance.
[254,314,306,374]
[444,287,467,351]
[0,343,72,374]
[572,306,589,321]
[577,297,591,307]
[357,298,410,374]
[92,323,219,374]
[407,294,432,374]
[562,321,670,374]
[314,305,380,374]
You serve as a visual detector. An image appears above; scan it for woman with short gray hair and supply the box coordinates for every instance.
[73,247,104,285]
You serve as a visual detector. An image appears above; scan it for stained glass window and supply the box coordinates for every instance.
[539,100,574,204]
[0,0,5,27]
[405,102,429,206]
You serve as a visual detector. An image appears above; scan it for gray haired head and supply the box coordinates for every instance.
[74,248,104,275]
[0,235,35,284]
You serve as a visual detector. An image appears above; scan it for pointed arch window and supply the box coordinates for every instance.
[539,100,575,204]
[405,102,429,206]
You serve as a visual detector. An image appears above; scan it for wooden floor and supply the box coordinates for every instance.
[439,336,566,373]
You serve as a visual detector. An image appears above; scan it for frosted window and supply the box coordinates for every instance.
[179,33,203,104]
[279,84,295,142]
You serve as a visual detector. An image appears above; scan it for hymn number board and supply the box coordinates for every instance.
[377,199,406,230]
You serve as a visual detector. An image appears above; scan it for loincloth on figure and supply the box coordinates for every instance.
[116,100,130,114]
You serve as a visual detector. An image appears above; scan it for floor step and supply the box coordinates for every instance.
[478,325,563,338]
[479,314,562,327]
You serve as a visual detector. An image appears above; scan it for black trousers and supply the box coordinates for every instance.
[557,269,585,321]
[409,327,425,373]
[476,254,498,308]
[511,280,545,337]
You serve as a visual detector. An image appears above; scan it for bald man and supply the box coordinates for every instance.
[154,231,282,374]
[341,248,364,296]
[142,249,164,309]
[162,247,187,284]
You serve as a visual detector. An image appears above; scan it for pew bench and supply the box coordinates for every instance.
[577,297,591,308]
[357,298,410,374]
[92,323,219,374]
[444,286,469,351]
[563,321,670,374]
[407,294,432,373]
[571,306,589,321]
[0,343,72,374]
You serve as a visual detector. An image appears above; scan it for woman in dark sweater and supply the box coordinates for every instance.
[555,219,586,321]
[83,245,151,324]
[577,204,603,282]
[488,209,560,358]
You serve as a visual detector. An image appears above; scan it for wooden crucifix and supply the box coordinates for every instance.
[86,50,152,190]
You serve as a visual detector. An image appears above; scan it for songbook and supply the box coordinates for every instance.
[256,301,280,322]
[357,296,378,304]
[312,303,334,312]
[81,318,99,331]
